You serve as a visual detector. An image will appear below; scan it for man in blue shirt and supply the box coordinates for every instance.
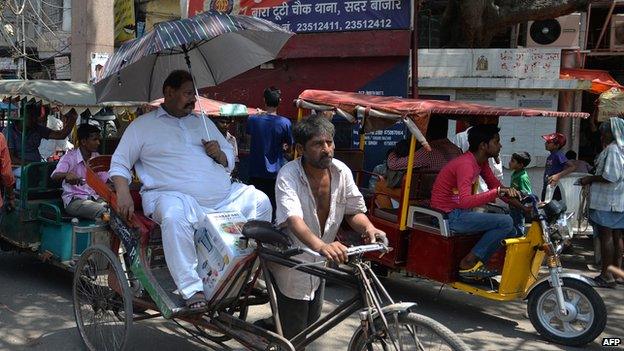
[4,103,77,164]
[246,87,293,221]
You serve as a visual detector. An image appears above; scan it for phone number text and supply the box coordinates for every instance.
[294,19,393,32]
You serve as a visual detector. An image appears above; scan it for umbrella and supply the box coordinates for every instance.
[148,96,262,116]
[94,12,293,103]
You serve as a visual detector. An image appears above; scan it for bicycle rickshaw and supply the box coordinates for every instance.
[68,96,471,351]
[0,79,139,270]
[294,89,607,347]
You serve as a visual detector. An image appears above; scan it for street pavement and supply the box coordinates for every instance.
[0,236,622,351]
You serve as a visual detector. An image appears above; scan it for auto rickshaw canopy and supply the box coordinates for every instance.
[296,89,589,150]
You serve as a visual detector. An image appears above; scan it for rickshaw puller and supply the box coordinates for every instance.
[110,70,271,310]
[431,125,520,280]
[269,116,386,339]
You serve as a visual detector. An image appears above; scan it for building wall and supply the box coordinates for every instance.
[419,48,563,80]
[416,48,578,194]
[71,0,114,82]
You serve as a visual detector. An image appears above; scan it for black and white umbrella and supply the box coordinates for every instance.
[95,11,293,103]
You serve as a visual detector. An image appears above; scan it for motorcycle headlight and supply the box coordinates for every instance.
[549,213,573,241]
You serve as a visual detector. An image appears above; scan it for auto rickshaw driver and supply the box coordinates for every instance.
[430,124,522,280]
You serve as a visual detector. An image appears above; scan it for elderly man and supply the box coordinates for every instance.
[269,116,385,338]
[110,70,271,310]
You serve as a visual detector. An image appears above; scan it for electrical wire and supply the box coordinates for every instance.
[0,0,70,75]
[6,0,27,15]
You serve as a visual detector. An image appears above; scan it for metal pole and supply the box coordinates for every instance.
[22,9,27,80]
[182,46,211,140]
[411,0,419,98]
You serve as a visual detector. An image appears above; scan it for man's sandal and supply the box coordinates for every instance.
[185,291,208,310]
[459,261,499,280]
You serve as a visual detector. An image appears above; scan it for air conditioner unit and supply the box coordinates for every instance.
[610,14,624,50]
[526,13,581,48]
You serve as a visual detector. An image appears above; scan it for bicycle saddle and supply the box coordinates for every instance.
[242,221,292,247]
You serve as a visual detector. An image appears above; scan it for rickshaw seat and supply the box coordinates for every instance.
[242,220,292,247]
[407,206,450,236]
[17,162,62,201]
[368,171,438,224]
[38,200,76,223]
[406,205,502,283]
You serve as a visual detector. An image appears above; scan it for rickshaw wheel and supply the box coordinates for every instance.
[73,244,133,351]
[527,278,606,346]
[348,312,470,351]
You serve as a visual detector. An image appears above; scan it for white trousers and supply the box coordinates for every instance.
[150,183,271,300]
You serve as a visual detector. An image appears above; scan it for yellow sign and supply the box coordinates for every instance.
[114,0,136,45]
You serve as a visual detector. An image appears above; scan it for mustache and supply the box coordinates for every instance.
[185,102,195,108]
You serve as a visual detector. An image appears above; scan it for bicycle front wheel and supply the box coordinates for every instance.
[349,312,470,351]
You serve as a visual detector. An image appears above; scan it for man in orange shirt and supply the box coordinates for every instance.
[0,133,16,212]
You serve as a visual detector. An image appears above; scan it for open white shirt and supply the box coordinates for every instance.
[269,158,367,300]
[110,106,235,214]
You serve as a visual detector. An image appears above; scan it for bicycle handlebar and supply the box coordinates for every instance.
[282,242,390,258]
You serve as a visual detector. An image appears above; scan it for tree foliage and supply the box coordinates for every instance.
[439,0,590,47]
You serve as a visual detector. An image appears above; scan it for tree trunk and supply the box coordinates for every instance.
[441,0,589,47]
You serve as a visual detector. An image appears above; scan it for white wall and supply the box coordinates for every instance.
[419,48,562,80]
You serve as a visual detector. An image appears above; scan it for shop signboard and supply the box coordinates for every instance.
[114,0,136,44]
[187,0,410,33]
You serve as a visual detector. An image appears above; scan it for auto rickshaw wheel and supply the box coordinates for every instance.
[527,277,606,346]
[73,244,133,351]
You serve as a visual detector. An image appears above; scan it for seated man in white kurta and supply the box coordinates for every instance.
[110,70,271,310]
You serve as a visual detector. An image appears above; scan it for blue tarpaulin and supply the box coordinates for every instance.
[0,102,16,110]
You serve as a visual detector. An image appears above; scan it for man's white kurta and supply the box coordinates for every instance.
[110,106,270,299]
[110,106,235,211]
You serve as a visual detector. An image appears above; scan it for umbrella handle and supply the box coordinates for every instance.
[182,46,211,140]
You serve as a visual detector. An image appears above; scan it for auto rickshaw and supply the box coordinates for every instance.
[294,89,606,347]
[0,79,140,269]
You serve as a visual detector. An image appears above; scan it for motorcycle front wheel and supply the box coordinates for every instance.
[527,277,606,346]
